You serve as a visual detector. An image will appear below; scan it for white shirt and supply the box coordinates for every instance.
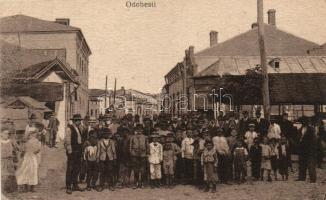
[148,142,163,164]
[181,137,194,159]
[212,136,229,155]
[267,123,281,139]
[245,131,258,149]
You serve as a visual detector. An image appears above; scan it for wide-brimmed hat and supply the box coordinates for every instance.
[150,134,160,138]
[135,124,144,131]
[29,113,37,120]
[248,123,255,127]
[71,114,83,121]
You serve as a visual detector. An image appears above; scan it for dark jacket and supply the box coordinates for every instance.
[254,118,270,137]
[298,126,318,158]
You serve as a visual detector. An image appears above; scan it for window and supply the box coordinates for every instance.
[74,90,78,101]
[91,109,93,116]
[95,109,98,117]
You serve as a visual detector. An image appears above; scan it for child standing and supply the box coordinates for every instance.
[270,138,279,180]
[244,124,258,150]
[163,142,175,188]
[97,128,117,192]
[148,134,163,188]
[16,128,42,192]
[201,141,218,193]
[84,136,98,191]
[249,138,262,180]
[233,140,248,183]
[181,130,194,184]
[278,135,290,181]
[260,137,272,182]
[1,128,17,193]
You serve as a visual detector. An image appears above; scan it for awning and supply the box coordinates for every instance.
[194,73,326,105]
[1,82,64,102]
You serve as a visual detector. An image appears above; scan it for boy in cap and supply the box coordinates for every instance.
[201,140,218,193]
[97,128,117,191]
[84,136,99,190]
[245,123,258,150]
[212,128,231,184]
[129,124,148,189]
[233,140,248,183]
[148,134,163,188]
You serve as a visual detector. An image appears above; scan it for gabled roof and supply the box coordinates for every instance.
[195,24,319,57]
[195,56,326,77]
[0,40,67,74]
[0,15,91,54]
[89,89,112,97]
[4,96,51,111]
[0,14,79,33]
[7,58,78,84]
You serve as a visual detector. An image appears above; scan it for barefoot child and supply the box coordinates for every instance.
[201,141,218,193]
[163,142,175,188]
[233,140,248,183]
[278,135,290,181]
[270,138,279,180]
[260,137,272,182]
[1,128,18,193]
[148,134,163,188]
[84,136,98,190]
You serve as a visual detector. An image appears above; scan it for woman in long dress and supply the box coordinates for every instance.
[15,128,41,192]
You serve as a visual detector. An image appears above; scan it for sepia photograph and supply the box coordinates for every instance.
[0,0,326,199]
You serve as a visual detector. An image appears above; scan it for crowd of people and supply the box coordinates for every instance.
[1,109,326,195]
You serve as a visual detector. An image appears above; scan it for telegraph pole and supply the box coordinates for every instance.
[105,75,108,109]
[257,0,271,120]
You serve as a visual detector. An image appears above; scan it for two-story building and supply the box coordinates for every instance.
[164,9,326,120]
[0,15,91,117]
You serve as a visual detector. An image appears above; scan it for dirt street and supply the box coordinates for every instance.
[3,145,326,200]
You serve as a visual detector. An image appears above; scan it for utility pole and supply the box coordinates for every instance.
[113,77,117,105]
[257,0,271,120]
[104,75,108,110]
[113,77,117,116]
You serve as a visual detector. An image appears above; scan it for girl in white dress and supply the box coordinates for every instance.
[16,128,41,192]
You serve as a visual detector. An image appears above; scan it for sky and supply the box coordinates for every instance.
[0,0,325,93]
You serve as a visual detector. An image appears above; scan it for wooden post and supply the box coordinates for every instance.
[257,0,271,121]
[104,75,108,109]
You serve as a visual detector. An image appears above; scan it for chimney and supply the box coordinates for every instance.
[267,9,276,26]
[251,22,258,29]
[209,31,218,47]
[55,18,70,26]
[189,46,194,57]
[121,86,126,95]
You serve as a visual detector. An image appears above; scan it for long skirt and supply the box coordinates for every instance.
[15,153,39,185]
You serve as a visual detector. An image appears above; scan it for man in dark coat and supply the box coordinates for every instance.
[239,111,250,137]
[253,111,269,139]
[64,114,84,194]
[48,113,60,148]
[317,119,326,168]
[297,117,317,183]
